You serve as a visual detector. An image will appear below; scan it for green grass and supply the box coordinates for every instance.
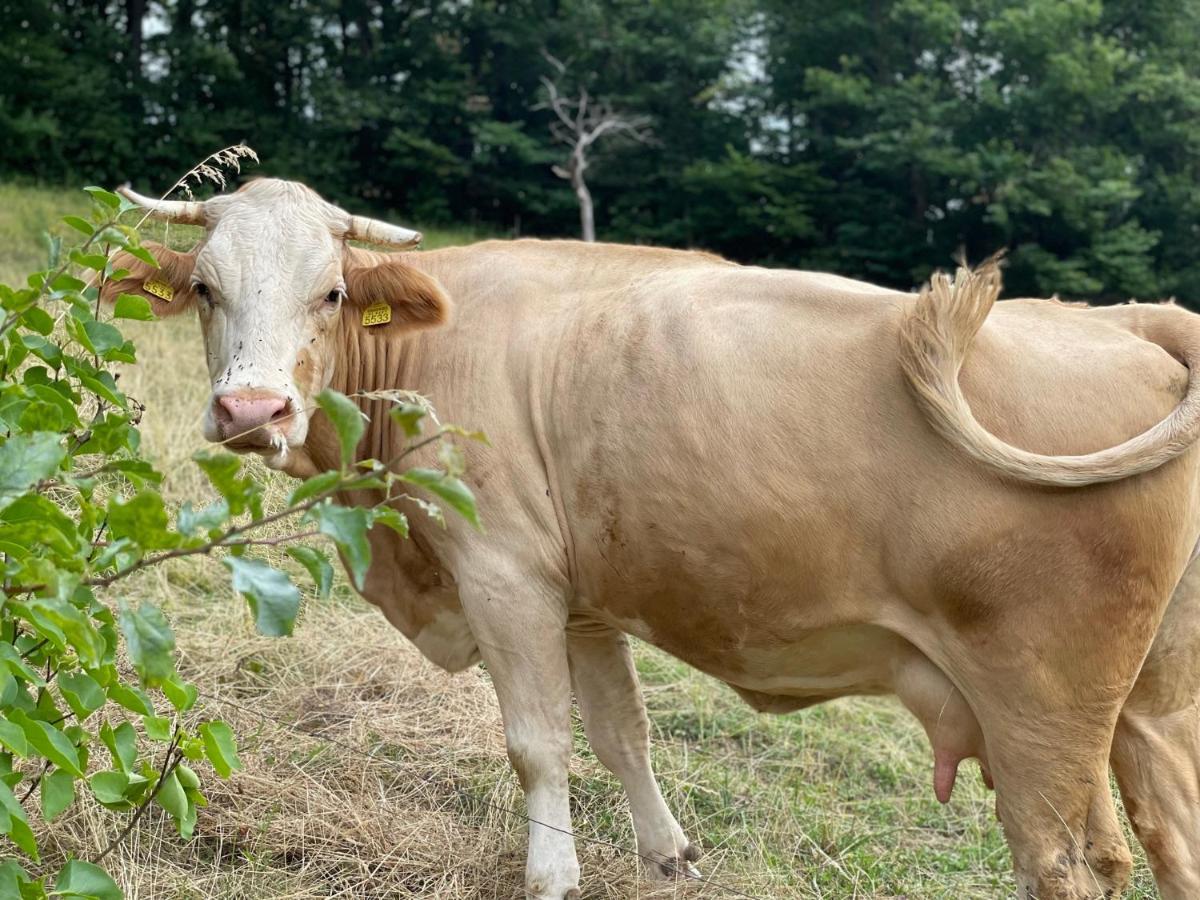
[0,181,1162,898]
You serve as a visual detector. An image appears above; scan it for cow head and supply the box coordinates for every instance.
[104,179,450,470]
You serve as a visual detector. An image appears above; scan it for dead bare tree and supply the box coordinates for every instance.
[538,53,652,242]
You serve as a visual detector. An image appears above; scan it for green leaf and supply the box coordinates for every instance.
[223,557,301,637]
[0,498,80,560]
[370,506,409,539]
[99,722,137,773]
[40,770,74,821]
[21,335,62,368]
[106,681,154,718]
[113,293,155,321]
[175,764,200,791]
[88,770,129,806]
[119,602,176,687]
[193,451,259,517]
[81,320,124,355]
[389,402,426,438]
[106,491,176,551]
[316,389,365,465]
[286,546,334,599]
[160,676,198,713]
[176,498,229,537]
[308,503,371,589]
[9,711,83,777]
[20,308,54,336]
[17,600,105,670]
[286,470,341,506]
[56,672,105,722]
[124,245,158,268]
[53,860,120,900]
[199,722,242,779]
[155,769,188,823]
[84,186,121,210]
[62,216,94,236]
[401,468,481,529]
[90,459,161,487]
[0,433,65,510]
[0,718,29,759]
[0,859,35,900]
[69,251,108,273]
[143,715,171,742]
[0,646,44,686]
[0,781,37,860]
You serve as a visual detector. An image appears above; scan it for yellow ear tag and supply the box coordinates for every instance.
[361,302,392,327]
[143,279,174,302]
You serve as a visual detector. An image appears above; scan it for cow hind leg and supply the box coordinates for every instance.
[566,620,699,879]
[460,569,580,900]
[980,707,1131,900]
[934,582,1162,898]
[1110,565,1200,899]
[1111,705,1200,899]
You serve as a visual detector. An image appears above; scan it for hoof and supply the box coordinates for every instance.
[526,883,581,900]
[650,842,702,880]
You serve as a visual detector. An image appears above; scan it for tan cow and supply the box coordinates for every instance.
[106,178,1200,900]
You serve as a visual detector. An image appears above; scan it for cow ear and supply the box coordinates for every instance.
[343,256,451,332]
[101,243,197,317]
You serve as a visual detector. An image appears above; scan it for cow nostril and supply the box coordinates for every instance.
[215,392,291,433]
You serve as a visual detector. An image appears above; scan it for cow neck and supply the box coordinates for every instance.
[320,313,425,471]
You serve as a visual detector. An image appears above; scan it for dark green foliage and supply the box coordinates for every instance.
[4,1,1200,300]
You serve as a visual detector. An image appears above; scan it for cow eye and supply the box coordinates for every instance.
[193,281,213,308]
[325,289,343,305]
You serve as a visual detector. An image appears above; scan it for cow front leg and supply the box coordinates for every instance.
[566,619,699,879]
[462,573,579,900]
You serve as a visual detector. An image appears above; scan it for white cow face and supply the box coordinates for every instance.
[105,179,450,469]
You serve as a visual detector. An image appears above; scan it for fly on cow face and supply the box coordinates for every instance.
[103,178,450,470]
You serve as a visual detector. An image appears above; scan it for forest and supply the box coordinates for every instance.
[5,0,1200,302]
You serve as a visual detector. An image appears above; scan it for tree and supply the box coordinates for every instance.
[538,53,653,242]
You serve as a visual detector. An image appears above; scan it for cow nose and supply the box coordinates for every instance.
[214,390,291,437]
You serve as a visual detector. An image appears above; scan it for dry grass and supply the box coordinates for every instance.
[1,183,1164,899]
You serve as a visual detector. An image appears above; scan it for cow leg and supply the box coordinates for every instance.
[970,698,1131,900]
[935,576,1160,899]
[461,572,580,900]
[1112,704,1200,898]
[1110,565,1200,899]
[566,620,699,879]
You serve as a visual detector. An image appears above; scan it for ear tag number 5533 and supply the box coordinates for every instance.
[143,279,174,302]
[362,302,391,327]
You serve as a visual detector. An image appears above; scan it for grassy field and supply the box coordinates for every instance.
[0,182,1159,898]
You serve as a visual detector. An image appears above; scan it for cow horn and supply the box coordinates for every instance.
[117,184,207,225]
[345,214,423,249]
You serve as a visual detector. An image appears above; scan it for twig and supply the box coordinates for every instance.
[94,726,183,864]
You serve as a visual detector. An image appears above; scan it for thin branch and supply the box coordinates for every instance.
[94,727,183,864]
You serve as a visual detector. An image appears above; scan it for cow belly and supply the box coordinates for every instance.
[590,610,989,799]
[721,626,990,802]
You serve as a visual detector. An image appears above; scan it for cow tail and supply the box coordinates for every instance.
[897,261,1200,487]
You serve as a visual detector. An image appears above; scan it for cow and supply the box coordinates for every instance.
[104,177,1200,900]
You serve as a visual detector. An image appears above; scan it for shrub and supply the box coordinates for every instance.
[0,166,479,896]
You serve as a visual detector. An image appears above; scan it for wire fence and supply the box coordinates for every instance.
[192,687,766,900]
